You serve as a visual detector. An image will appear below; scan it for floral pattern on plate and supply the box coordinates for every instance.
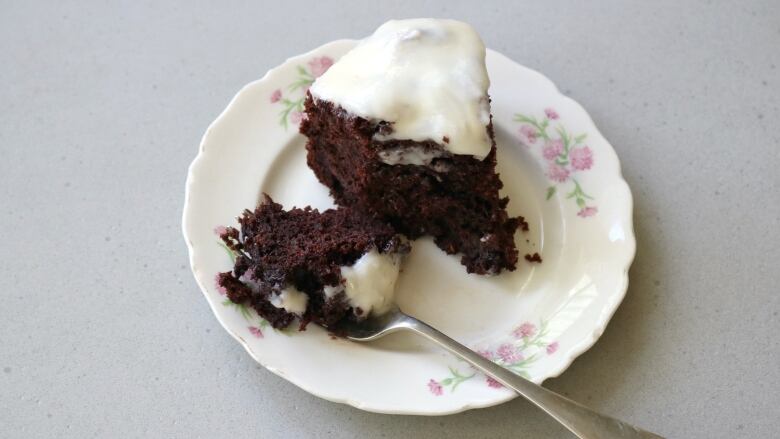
[271,56,333,129]
[184,39,634,414]
[213,226,270,338]
[515,108,598,217]
[428,320,559,395]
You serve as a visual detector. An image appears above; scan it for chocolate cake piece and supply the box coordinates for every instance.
[217,195,408,330]
[301,19,521,274]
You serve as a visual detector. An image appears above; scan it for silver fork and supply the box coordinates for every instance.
[339,307,664,439]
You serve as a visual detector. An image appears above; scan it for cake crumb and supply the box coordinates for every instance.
[442,136,450,144]
[524,252,542,263]
[518,216,529,232]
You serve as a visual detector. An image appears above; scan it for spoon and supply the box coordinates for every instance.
[339,306,664,439]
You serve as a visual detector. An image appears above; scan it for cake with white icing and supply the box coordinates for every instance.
[217,195,408,330]
[302,18,522,274]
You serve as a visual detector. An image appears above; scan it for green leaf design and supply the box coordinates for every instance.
[217,241,236,263]
[434,367,477,393]
[278,103,291,129]
[434,315,565,393]
[572,179,595,200]
[239,303,252,321]
[223,298,271,330]
[278,97,305,130]
[274,64,317,130]
[513,114,535,124]
[514,113,552,141]
[222,299,253,322]
[451,376,472,392]
[287,77,314,92]
[555,126,571,151]
[516,112,596,217]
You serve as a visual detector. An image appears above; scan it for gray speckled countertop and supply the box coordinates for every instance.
[1,1,779,438]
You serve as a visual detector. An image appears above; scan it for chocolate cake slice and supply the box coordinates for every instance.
[217,195,409,330]
[301,19,521,274]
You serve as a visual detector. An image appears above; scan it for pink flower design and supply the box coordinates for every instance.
[546,341,559,355]
[270,89,282,103]
[543,139,564,160]
[214,273,227,296]
[486,376,504,388]
[577,206,598,218]
[514,111,596,219]
[248,326,264,339]
[519,125,537,144]
[213,225,227,236]
[570,146,594,171]
[513,322,537,339]
[547,163,570,183]
[477,350,494,360]
[497,343,523,364]
[308,56,334,78]
[427,379,443,396]
[289,111,304,125]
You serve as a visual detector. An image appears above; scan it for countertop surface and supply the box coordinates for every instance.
[2,1,779,438]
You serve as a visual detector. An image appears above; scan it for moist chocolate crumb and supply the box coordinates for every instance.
[518,216,529,232]
[217,195,407,330]
[524,252,542,263]
[300,93,522,274]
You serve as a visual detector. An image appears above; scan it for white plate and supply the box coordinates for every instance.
[182,40,635,415]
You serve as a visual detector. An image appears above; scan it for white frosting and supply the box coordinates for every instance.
[269,250,401,317]
[269,286,309,314]
[323,284,343,299]
[310,18,492,159]
[339,250,401,316]
[378,146,444,166]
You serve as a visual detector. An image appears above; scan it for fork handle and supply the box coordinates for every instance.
[401,315,664,439]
